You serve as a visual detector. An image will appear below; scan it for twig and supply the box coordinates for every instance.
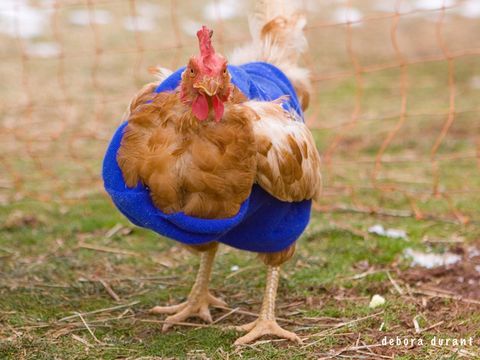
[152,257,173,268]
[279,301,304,310]
[422,236,464,244]
[413,288,480,305]
[316,344,384,360]
[318,204,462,224]
[81,275,178,283]
[211,307,240,325]
[344,268,383,280]
[105,223,124,238]
[312,311,384,336]
[304,311,384,348]
[359,339,379,357]
[58,301,140,322]
[418,320,444,333]
[302,315,347,322]
[420,285,455,295]
[38,283,72,289]
[355,349,393,359]
[0,246,15,254]
[75,312,104,345]
[386,271,404,295]
[77,241,139,257]
[71,334,93,348]
[117,309,131,319]
[432,344,478,359]
[98,279,121,302]
[67,314,136,327]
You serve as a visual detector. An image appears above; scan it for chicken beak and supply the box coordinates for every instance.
[193,77,219,97]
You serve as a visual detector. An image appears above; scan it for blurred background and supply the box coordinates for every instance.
[1,1,480,358]
[1,0,479,223]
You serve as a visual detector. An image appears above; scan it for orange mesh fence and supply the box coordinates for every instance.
[1,0,479,224]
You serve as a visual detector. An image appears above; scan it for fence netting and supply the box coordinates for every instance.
[1,0,479,224]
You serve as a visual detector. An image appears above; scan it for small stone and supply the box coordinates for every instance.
[230,265,239,272]
[369,294,386,308]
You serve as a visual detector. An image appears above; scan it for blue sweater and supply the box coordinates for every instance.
[102,62,312,253]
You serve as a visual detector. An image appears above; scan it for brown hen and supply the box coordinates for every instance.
[115,1,321,345]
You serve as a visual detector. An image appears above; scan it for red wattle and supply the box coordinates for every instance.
[212,95,224,122]
[192,94,209,121]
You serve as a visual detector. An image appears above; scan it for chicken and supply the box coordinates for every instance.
[103,0,321,345]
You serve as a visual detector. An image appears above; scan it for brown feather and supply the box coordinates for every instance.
[185,242,219,253]
[244,100,322,202]
[258,243,296,266]
[294,84,310,111]
[117,86,257,219]
[126,82,159,118]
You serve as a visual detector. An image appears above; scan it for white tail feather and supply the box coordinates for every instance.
[230,0,310,108]
[148,66,173,83]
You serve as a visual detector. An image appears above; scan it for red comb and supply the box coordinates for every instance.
[197,26,216,69]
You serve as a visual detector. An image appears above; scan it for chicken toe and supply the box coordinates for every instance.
[149,244,226,331]
[150,291,227,332]
[234,319,301,345]
[234,265,301,345]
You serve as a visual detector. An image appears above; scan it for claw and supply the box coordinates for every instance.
[162,305,211,332]
[234,319,302,345]
[150,292,227,331]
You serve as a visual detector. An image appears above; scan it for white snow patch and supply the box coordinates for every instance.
[368,224,408,240]
[331,7,363,26]
[203,0,243,21]
[414,0,456,10]
[0,0,52,39]
[123,16,155,32]
[467,246,480,258]
[136,2,166,19]
[25,41,60,58]
[369,294,386,308]
[457,0,480,18]
[404,248,461,269]
[68,9,112,26]
[230,265,239,272]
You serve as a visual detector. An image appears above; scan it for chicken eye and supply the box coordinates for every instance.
[223,68,227,76]
[189,68,196,77]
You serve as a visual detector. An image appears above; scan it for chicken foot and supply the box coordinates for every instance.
[234,266,302,345]
[150,244,226,331]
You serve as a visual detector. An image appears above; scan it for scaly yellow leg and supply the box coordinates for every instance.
[150,244,226,331]
[234,266,302,345]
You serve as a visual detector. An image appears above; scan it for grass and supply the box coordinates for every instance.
[1,195,479,359]
[1,0,480,358]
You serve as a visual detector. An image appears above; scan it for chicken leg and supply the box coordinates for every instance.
[234,266,302,345]
[150,244,226,331]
